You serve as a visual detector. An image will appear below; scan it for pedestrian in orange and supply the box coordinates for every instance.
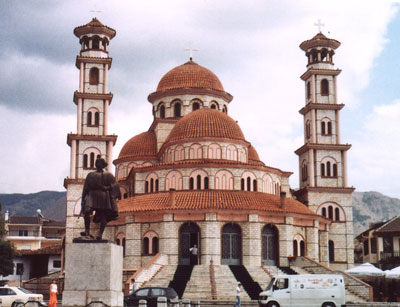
[48,280,58,307]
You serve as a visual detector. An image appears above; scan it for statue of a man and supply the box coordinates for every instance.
[80,157,120,240]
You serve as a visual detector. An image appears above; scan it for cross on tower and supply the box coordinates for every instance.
[184,44,199,61]
[314,19,325,33]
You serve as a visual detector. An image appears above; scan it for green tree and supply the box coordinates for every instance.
[0,201,18,277]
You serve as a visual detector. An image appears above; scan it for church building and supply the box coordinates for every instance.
[64,19,354,274]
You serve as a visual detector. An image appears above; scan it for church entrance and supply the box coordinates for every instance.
[262,225,278,266]
[221,223,242,265]
[179,223,200,265]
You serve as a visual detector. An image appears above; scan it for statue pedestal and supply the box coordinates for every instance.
[62,242,123,307]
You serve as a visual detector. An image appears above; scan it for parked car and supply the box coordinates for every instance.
[0,286,47,307]
[124,287,179,307]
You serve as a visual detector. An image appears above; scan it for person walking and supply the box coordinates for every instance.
[234,283,242,307]
[48,280,58,307]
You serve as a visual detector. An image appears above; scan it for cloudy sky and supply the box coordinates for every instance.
[1,0,399,198]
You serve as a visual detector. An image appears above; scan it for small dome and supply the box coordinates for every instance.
[300,32,340,51]
[165,109,245,144]
[248,145,260,161]
[118,131,157,160]
[157,61,224,92]
[74,18,116,39]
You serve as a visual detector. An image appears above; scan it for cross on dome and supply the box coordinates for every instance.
[184,44,199,61]
[314,19,325,33]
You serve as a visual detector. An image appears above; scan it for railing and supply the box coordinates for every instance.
[380,251,400,267]
[8,231,39,237]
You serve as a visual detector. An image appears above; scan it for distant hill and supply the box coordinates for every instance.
[352,191,400,236]
[0,190,399,235]
[0,191,66,221]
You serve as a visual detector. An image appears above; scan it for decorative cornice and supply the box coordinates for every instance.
[148,87,233,103]
[300,68,341,81]
[295,143,351,156]
[73,91,113,105]
[67,133,118,146]
[299,103,345,115]
[294,186,355,198]
[75,56,112,69]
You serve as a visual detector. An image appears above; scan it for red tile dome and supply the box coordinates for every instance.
[117,131,157,161]
[148,61,233,103]
[165,109,245,145]
[157,60,224,92]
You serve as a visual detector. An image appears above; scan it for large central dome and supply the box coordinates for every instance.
[156,60,224,92]
[165,108,246,144]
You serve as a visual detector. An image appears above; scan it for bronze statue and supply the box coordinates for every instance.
[79,157,120,241]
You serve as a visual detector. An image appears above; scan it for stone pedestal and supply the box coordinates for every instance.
[62,242,123,307]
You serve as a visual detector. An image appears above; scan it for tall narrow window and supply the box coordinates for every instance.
[174,103,181,117]
[321,122,326,135]
[321,79,329,95]
[327,161,331,177]
[152,237,159,254]
[204,177,209,190]
[89,67,99,85]
[197,175,201,190]
[189,178,194,190]
[321,163,325,177]
[327,122,332,135]
[328,206,333,220]
[247,177,251,191]
[322,207,326,217]
[333,164,337,177]
[150,178,154,193]
[90,152,95,168]
[300,241,305,256]
[335,207,340,221]
[307,82,311,99]
[160,105,165,118]
[94,112,100,126]
[143,237,149,255]
[241,178,245,190]
[293,240,298,256]
[253,179,257,192]
[145,181,149,193]
[155,179,159,192]
[83,154,88,169]
[92,38,100,49]
[87,112,92,125]
[329,240,335,261]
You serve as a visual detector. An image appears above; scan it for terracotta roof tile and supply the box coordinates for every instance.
[376,216,400,233]
[74,18,116,39]
[8,216,41,224]
[156,61,224,92]
[117,190,317,216]
[118,131,157,160]
[20,244,61,255]
[165,109,245,144]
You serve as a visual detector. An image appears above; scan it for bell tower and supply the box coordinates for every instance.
[64,18,117,242]
[294,31,354,270]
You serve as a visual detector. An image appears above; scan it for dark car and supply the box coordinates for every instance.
[124,287,179,307]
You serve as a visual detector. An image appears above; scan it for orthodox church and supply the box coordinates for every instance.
[64,18,354,273]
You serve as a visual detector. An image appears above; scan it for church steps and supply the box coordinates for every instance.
[182,265,212,300]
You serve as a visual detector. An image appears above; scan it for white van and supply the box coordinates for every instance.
[258,274,345,307]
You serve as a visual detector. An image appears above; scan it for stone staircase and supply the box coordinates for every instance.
[213,265,252,301]
[182,265,212,300]
[245,265,272,291]
[142,264,177,287]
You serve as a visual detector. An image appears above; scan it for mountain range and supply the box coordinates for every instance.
[1,190,399,236]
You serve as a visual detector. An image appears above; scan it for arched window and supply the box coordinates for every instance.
[92,37,100,49]
[210,104,216,109]
[321,121,326,135]
[215,170,234,190]
[301,161,308,181]
[87,112,92,125]
[321,79,329,96]
[253,179,257,192]
[333,164,338,177]
[321,49,328,61]
[307,82,311,99]
[293,240,298,256]
[90,152,95,168]
[322,207,326,217]
[196,175,201,190]
[152,237,159,254]
[300,241,305,256]
[145,181,149,193]
[150,178,154,193]
[143,237,149,255]
[241,179,245,190]
[321,118,332,136]
[329,240,335,262]
[155,179,159,192]
[321,157,337,178]
[160,105,165,118]
[192,102,200,111]
[83,154,88,169]
[321,163,325,177]
[95,112,99,126]
[335,207,340,221]
[174,103,181,117]
[306,121,311,139]
[189,177,194,190]
[204,177,209,189]
[223,105,227,113]
[89,67,99,85]
[327,121,332,135]
[246,177,251,191]
[328,206,333,220]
